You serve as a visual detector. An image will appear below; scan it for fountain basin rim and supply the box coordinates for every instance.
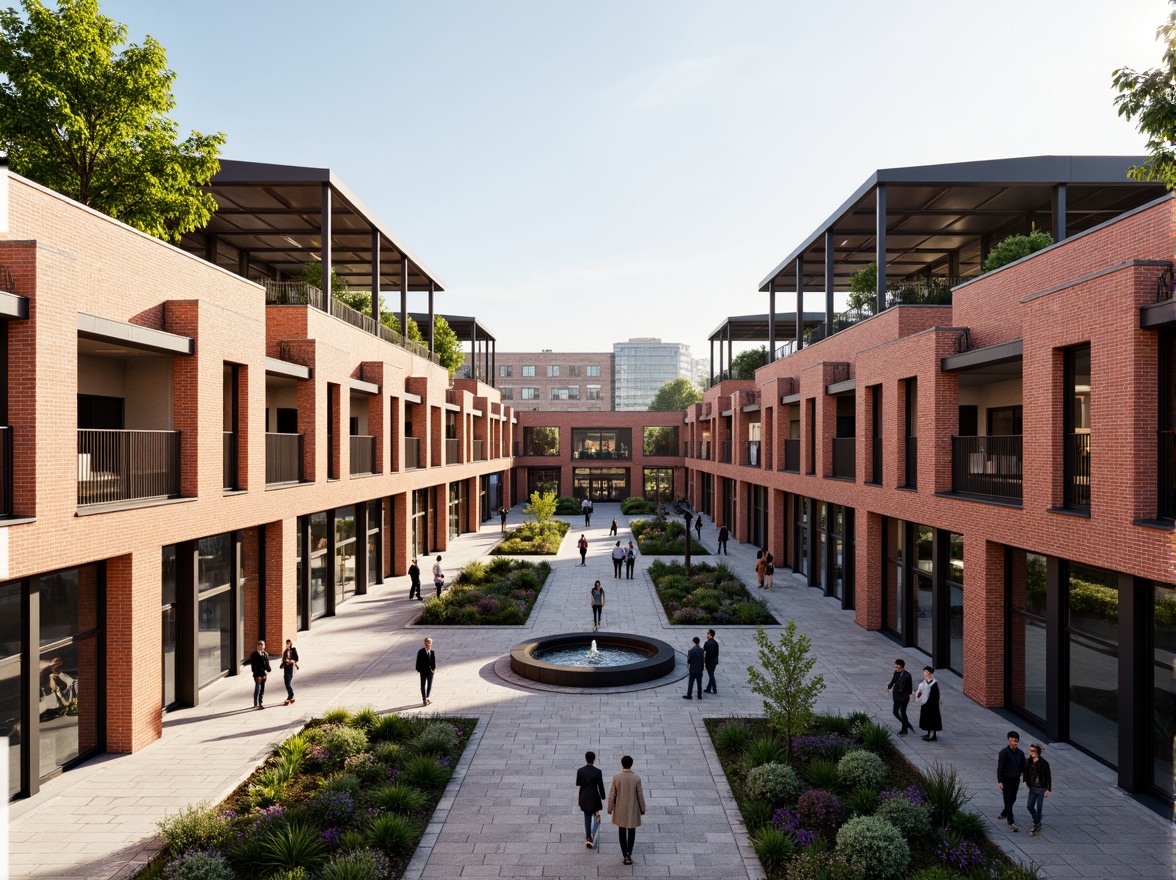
[509,631,676,688]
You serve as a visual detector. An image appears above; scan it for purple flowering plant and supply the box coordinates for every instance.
[879,785,925,806]
[937,835,986,872]
[796,788,845,837]
[790,733,853,763]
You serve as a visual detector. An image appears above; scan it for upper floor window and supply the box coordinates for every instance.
[1063,344,1091,510]
[568,365,582,377]
[521,387,539,400]
[587,365,600,377]
[643,426,679,456]
[522,365,536,377]
[1160,330,1176,520]
[500,386,514,400]
[551,387,580,400]
[573,428,632,460]
[523,426,559,456]
[499,365,513,377]
[586,385,602,401]
[547,365,560,378]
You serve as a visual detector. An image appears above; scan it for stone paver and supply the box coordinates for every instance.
[7,505,1174,878]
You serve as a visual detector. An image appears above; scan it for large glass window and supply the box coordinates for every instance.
[587,365,600,377]
[1064,344,1092,509]
[162,546,178,710]
[1067,562,1119,764]
[499,364,513,377]
[643,467,674,501]
[0,580,21,798]
[643,426,679,457]
[947,532,964,675]
[550,387,580,400]
[528,467,560,498]
[572,467,629,502]
[1152,582,1176,798]
[523,426,559,456]
[499,386,514,400]
[572,428,632,460]
[546,365,560,377]
[587,385,601,401]
[309,512,329,620]
[196,536,234,686]
[568,365,582,377]
[366,499,382,587]
[334,507,357,604]
[1159,331,1176,520]
[884,519,904,637]
[915,525,934,654]
[521,387,539,400]
[522,365,535,377]
[1008,550,1047,722]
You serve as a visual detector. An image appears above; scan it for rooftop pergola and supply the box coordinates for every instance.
[755,156,1166,359]
[408,312,498,384]
[706,312,825,383]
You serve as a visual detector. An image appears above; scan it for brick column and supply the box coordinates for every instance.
[165,300,200,498]
[963,539,1005,706]
[264,519,296,645]
[105,552,160,752]
[856,512,883,630]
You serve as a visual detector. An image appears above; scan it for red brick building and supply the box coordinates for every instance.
[684,157,1175,800]
[0,160,513,798]
[466,350,615,412]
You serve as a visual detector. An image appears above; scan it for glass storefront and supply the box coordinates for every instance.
[334,506,356,604]
[1152,582,1176,799]
[572,428,632,460]
[310,512,328,620]
[947,532,964,675]
[366,499,382,588]
[0,580,20,798]
[527,468,559,499]
[1066,562,1119,765]
[573,467,629,502]
[1008,550,1047,722]
[884,520,903,638]
[643,467,674,502]
[915,525,934,655]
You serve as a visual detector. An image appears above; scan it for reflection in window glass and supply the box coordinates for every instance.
[0,580,20,659]
[38,568,80,646]
[0,658,19,797]
[916,525,934,574]
[1068,563,1119,637]
[197,534,233,595]
[310,552,327,620]
[643,427,679,457]
[38,639,95,778]
[1068,631,1119,765]
[916,572,933,655]
[197,589,232,686]
[1153,583,1176,798]
[1009,550,1048,722]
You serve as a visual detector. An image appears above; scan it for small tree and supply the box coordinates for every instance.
[650,377,702,411]
[746,621,825,763]
[846,263,878,313]
[432,314,464,379]
[731,346,767,380]
[981,231,1053,273]
[523,490,557,524]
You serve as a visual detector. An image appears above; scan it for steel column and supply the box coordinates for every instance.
[370,229,381,327]
[428,282,435,354]
[824,230,835,337]
[768,281,776,362]
[875,184,887,314]
[1052,183,1068,242]
[795,257,805,351]
[400,256,408,338]
[320,185,332,298]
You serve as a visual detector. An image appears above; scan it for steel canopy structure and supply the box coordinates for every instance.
[706,312,826,383]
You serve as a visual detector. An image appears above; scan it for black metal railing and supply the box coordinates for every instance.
[1159,429,1176,520]
[951,435,1023,501]
[445,438,460,465]
[904,437,918,488]
[871,437,882,484]
[349,435,376,475]
[473,439,485,461]
[223,431,238,490]
[832,437,856,480]
[265,432,303,485]
[1064,432,1091,509]
[0,426,11,516]
[721,439,732,464]
[744,440,760,467]
[783,439,800,473]
[405,437,423,470]
[78,429,181,505]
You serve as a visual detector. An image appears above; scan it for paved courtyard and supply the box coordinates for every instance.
[7,504,1173,879]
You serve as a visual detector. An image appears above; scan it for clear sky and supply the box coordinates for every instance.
[94,0,1167,363]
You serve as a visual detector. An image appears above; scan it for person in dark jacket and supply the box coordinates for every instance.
[248,640,271,709]
[683,636,705,699]
[576,751,606,848]
[280,639,300,705]
[915,666,941,741]
[886,659,914,735]
[1024,743,1052,836]
[408,558,422,600]
[625,541,636,579]
[717,524,729,554]
[997,731,1026,831]
[694,515,703,541]
[702,629,719,693]
[415,637,436,706]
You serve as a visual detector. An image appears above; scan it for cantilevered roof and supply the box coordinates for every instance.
[758,156,1165,293]
[708,312,827,343]
[408,312,496,343]
[180,159,444,292]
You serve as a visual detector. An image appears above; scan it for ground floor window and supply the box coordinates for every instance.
[197,534,236,687]
[366,499,382,588]
[309,512,328,621]
[1066,562,1119,766]
[1152,582,1176,798]
[528,467,560,499]
[573,467,629,502]
[411,489,430,558]
[643,468,674,502]
[747,484,768,549]
[448,483,464,540]
[1007,549,1047,723]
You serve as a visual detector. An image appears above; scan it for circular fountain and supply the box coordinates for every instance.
[509,631,676,688]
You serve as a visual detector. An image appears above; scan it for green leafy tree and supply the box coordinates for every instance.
[731,346,767,380]
[649,377,702,411]
[1113,9,1176,188]
[746,621,825,763]
[523,490,557,524]
[981,231,1053,273]
[0,0,225,241]
[847,263,878,312]
[299,261,348,297]
[432,314,464,378]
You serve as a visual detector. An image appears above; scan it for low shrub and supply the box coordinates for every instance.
[835,816,910,880]
[555,496,581,515]
[492,520,569,555]
[259,823,329,875]
[821,714,852,735]
[349,706,379,732]
[277,736,312,774]
[714,721,753,753]
[923,763,972,828]
[321,708,351,725]
[842,788,879,817]
[321,773,360,794]
[320,725,369,765]
[342,753,385,785]
[936,830,986,874]
[399,754,451,789]
[783,848,859,880]
[740,798,774,832]
[796,788,845,837]
[162,848,234,880]
[650,559,774,625]
[631,518,707,555]
[801,759,840,791]
[859,721,893,754]
[372,783,429,814]
[620,495,655,515]
[875,795,931,840]
[745,762,801,806]
[792,734,854,764]
[410,720,460,756]
[307,790,355,826]
[837,750,887,792]
[908,868,958,880]
[366,813,417,856]
[156,803,231,858]
[744,735,787,768]
[751,825,794,875]
[317,848,392,880]
[419,560,550,624]
[948,809,988,841]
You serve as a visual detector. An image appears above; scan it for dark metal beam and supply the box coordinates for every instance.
[767,281,776,363]
[1053,183,1068,242]
[824,230,835,337]
[796,256,805,351]
[875,184,887,313]
[370,228,381,325]
[320,184,332,293]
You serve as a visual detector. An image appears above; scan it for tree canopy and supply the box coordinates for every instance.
[0,0,224,241]
[981,231,1053,273]
[649,377,702,411]
[731,346,767,380]
[1113,8,1176,188]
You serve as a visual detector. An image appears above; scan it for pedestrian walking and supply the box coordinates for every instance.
[1024,743,1052,836]
[499,505,509,532]
[886,658,913,735]
[248,640,271,709]
[763,551,775,589]
[280,639,299,705]
[683,636,704,699]
[611,541,625,578]
[415,637,436,706]
[576,751,606,848]
[590,580,605,631]
[997,731,1026,832]
[432,555,445,598]
[703,629,719,693]
[408,557,422,600]
[694,515,703,541]
[582,497,591,527]
[609,517,618,536]
[915,666,942,741]
[717,523,729,554]
[755,549,766,588]
[625,541,636,579]
[578,534,589,566]
[607,755,646,866]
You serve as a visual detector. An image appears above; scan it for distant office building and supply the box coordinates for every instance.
[613,338,692,410]
[692,356,711,389]
[465,351,614,411]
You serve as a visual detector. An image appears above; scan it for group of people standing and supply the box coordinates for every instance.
[684,630,719,698]
[754,549,775,589]
[610,540,637,578]
[407,555,448,601]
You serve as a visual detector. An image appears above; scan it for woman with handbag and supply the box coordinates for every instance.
[280,639,300,705]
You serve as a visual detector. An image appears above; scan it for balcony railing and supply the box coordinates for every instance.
[1064,432,1091,509]
[0,426,11,516]
[350,435,376,475]
[721,440,732,464]
[445,438,460,465]
[1160,429,1176,520]
[405,436,423,470]
[783,439,800,473]
[473,439,486,461]
[265,432,303,485]
[223,431,238,490]
[871,437,882,484]
[78,429,180,505]
[952,435,1023,502]
[831,437,856,480]
[904,437,918,489]
[744,440,760,467]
